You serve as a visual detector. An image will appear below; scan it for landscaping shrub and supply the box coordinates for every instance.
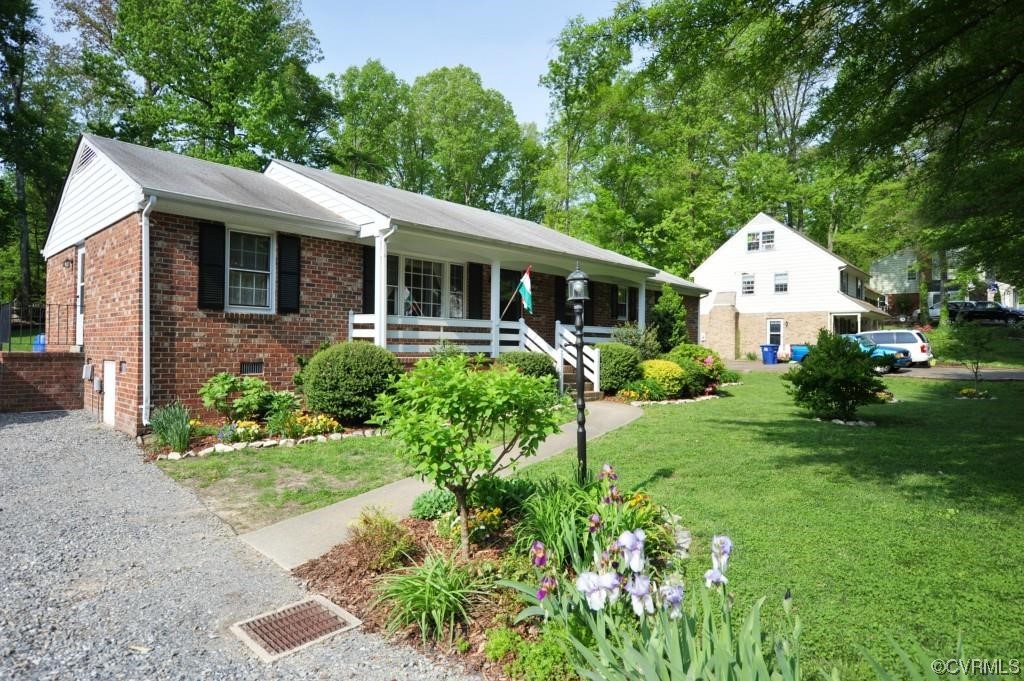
[595,342,642,393]
[218,420,262,443]
[618,378,667,401]
[782,328,885,420]
[375,551,487,643]
[198,372,239,418]
[648,283,689,352]
[295,413,340,435]
[612,322,662,360]
[374,354,564,559]
[149,402,191,452]
[266,390,301,420]
[411,488,457,520]
[640,359,686,397]
[944,321,995,391]
[499,351,557,381]
[719,368,741,383]
[506,625,575,681]
[231,376,274,420]
[266,410,304,439]
[429,338,466,360]
[304,341,401,423]
[349,507,418,572]
[484,626,521,662]
[664,343,725,396]
[470,475,537,516]
[293,341,331,393]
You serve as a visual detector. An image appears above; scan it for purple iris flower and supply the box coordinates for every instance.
[625,574,655,617]
[531,540,547,567]
[704,568,728,589]
[659,584,684,619]
[617,529,646,573]
[711,535,732,572]
[537,575,557,601]
[599,463,618,481]
[588,513,602,534]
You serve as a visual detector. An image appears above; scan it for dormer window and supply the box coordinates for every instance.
[747,230,775,251]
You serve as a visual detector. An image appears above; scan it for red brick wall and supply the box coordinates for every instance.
[149,213,363,418]
[684,295,700,344]
[0,352,85,412]
[45,246,79,350]
[81,214,144,434]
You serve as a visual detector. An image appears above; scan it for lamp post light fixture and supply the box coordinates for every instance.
[566,263,590,486]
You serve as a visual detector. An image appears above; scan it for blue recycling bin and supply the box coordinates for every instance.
[759,344,779,365]
[32,333,46,352]
[790,344,810,362]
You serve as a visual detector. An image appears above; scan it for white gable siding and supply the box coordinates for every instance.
[264,162,386,229]
[43,142,142,258]
[869,248,917,295]
[692,213,848,316]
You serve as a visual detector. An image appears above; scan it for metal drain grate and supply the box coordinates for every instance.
[231,595,360,663]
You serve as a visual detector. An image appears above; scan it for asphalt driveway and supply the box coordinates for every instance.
[0,411,477,680]
[725,359,1024,380]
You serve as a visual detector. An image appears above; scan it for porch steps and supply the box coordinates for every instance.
[562,370,603,401]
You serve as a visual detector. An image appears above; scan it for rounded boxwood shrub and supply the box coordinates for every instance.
[596,342,642,393]
[410,488,457,520]
[499,351,557,381]
[664,343,726,397]
[640,359,686,397]
[303,341,402,423]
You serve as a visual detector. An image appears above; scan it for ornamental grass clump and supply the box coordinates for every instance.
[149,402,191,452]
[373,354,564,559]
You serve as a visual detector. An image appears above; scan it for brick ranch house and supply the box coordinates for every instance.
[42,135,708,435]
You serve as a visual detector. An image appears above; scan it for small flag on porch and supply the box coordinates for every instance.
[516,266,534,314]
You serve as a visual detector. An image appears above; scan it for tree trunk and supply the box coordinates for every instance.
[16,169,32,306]
[451,487,470,561]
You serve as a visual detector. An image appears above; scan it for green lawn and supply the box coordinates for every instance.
[159,436,409,532]
[524,373,1024,674]
[928,323,1024,368]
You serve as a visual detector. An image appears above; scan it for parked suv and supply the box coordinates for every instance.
[926,300,973,323]
[956,301,1023,325]
[856,330,933,366]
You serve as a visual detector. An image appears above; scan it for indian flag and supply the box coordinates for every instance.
[516,266,534,314]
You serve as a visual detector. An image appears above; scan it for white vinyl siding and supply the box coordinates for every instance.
[692,213,872,318]
[264,162,383,228]
[44,142,142,258]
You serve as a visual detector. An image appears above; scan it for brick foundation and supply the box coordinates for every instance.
[0,351,85,412]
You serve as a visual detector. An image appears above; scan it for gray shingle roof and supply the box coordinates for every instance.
[84,135,354,229]
[651,270,709,294]
[272,160,657,272]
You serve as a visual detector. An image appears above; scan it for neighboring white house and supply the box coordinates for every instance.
[691,213,888,359]
[870,247,1019,316]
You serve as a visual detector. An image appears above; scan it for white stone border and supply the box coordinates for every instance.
[157,428,380,461]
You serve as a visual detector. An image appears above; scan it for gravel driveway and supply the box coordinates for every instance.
[0,411,478,680]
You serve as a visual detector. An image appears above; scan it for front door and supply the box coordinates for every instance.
[102,360,116,427]
[75,247,85,346]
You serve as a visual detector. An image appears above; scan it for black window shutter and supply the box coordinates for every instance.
[467,263,484,319]
[197,221,226,310]
[554,275,566,323]
[500,269,521,321]
[628,287,639,322]
[277,234,301,314]
[362,245,375,314]
[584,283,595,326]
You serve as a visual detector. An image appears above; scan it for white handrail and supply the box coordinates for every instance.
[555,320,601,392]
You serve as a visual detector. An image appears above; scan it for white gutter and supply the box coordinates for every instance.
[141,195,157,425]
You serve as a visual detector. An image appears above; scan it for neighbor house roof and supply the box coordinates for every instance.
[83,135,356,230]
[270,160,658,273]
[837,292,889,318]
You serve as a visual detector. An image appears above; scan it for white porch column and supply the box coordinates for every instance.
[490,260,501,357]
[637,283,647,330]
[374,227,394,348]
[856,313,862,333]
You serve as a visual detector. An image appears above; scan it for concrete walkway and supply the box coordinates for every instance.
[241,400,644,570]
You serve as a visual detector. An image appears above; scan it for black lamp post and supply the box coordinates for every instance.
[566,264,589,486]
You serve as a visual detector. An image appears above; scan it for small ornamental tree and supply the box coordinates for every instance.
[373,354,565,559]
[649,284,689,352]
[781,329,885,420]
[945,321,994,391]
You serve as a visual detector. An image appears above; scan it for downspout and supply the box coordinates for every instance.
[141,195,157,425]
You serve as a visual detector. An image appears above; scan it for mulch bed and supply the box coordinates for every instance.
[293,518,535,679]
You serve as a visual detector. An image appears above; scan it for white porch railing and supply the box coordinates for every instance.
[348,312,607,393]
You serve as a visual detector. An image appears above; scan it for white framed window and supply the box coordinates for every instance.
[616,287,628,320]
[227,230,274,311]
[774,272,788,293]
[906,266,917,282]
[840,270,850,293]
[761,230,775,250]
[741,273,755,295]
[747,230,775,251]
[767,319,783,346]
[386,254,466,318]
[747,232,760,251]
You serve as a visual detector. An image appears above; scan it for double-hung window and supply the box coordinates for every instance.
[228,231,272,309]
[774,272,788,293]
[747,230,775,251]
[616,287,628,320]
[747,233,761,251]
[386,255,466,318]
[741,273,755,295]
